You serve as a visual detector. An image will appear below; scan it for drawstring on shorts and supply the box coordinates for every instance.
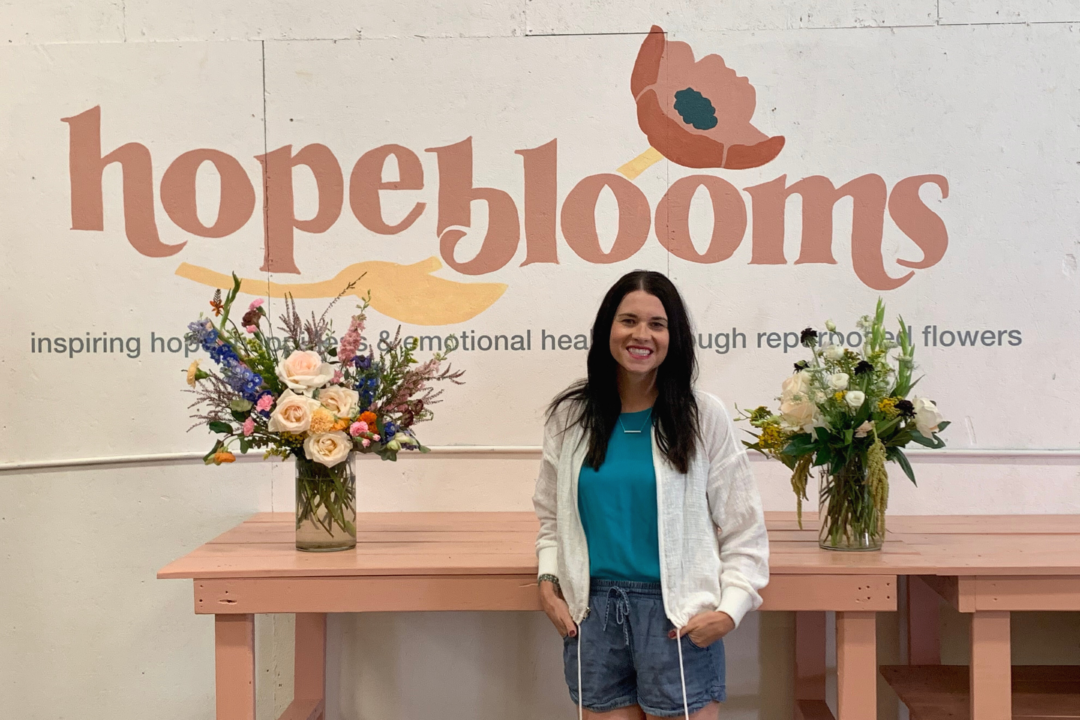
[576,623,583,720]
[676,625,689,720]
[602,586,632,646]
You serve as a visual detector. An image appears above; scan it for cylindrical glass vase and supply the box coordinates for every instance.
[817,455,885,551]
[295,453,357,552]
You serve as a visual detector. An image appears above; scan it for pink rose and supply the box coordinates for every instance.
[242,417,255,436]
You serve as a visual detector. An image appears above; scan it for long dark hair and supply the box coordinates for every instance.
[547,270,700,474]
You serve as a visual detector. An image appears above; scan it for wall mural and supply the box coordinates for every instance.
[61,26,948,326]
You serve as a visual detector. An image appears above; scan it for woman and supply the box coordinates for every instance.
[532,271,769,720]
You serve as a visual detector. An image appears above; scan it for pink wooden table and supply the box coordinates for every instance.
[158,511,946,720]
[878,516,1080,720]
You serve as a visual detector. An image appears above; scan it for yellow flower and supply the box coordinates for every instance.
[309,407,336,434]
[878,397,900,417]
[833,391,845,402]
[759,424,787,451]
[279,433,305,448]
[331,418,351,432]
[186,360,201,387]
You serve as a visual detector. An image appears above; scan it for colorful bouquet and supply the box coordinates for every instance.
[183,275,463,549]
[740,300,949,550]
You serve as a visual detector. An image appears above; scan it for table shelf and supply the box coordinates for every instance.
[879,665,1080,720]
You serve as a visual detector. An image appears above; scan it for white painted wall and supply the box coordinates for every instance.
[1,0,1078,718]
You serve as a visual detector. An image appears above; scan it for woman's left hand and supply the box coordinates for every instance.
[668,611,736,648]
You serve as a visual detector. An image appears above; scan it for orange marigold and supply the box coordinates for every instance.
[359,411,377,425]
[213,451,236,465]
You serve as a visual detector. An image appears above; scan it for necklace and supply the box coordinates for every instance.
[618,409,653,434]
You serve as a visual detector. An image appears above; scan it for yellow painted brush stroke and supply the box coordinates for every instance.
[176,257,507,326]
[617,146,664,181]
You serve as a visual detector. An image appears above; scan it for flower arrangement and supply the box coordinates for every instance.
[184,274,463,548]
[739,300,949,550]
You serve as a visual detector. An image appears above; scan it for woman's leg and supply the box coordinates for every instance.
[584,706,647,720]
[644,701,719,720]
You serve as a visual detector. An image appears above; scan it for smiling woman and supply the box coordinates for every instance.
[609,291,670,387]
[532,270,770,720]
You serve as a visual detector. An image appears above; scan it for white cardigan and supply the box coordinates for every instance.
[532,391,770,629]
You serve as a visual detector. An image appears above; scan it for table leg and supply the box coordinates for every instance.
[295,614,327,709]
[836,611,876,720]
[970,611,1010,720]
[906,577,940,665]
[794,612,829,720]
[215,614,256,720]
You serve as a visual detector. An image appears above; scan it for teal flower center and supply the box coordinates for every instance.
[673,87,718,131]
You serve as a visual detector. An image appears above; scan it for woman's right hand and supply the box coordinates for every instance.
[539,581,577,638]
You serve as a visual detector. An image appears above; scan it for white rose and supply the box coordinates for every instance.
[276,350,334,393]
[824,345,844,361]
[780,370,820,431]
[845,390,866,409]
[304,431,353,467]
[855,420,874,438]
[318,386,359,418]
[267,390,321,434]
[913,397,944,436]
[780,397,818,432]
[828,373,849,391]
[780,371,812,403]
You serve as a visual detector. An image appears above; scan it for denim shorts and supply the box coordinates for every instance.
[563,579,726,717]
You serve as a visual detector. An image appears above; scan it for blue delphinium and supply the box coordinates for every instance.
[383,421,398,440]
[355,374,378,410]
[187,319,219,351]
[209,342,239,368]
[224,365,264,401]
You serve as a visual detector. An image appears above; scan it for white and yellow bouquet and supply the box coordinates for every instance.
[740,299,949,549]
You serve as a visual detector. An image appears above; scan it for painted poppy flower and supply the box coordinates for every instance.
[630,26,785,169]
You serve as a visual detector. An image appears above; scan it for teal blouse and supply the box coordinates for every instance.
[577,408,661,582]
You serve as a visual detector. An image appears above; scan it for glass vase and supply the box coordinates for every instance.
[295,453,357,552]
[817,454,885,551]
